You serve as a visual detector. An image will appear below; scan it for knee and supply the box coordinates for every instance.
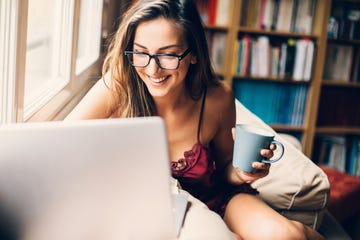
[253,221,306,240]
[278,221,307,240]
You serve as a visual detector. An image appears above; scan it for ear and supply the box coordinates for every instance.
[191,55,197,64]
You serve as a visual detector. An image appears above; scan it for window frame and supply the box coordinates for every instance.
[1,0,108,124]
[24,0,75,120]
[0,0,19,124]
[75,0,104,75]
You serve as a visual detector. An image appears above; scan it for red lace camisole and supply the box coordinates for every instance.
[171,90,258,217]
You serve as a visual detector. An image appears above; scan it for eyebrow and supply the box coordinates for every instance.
[133,42,182,51]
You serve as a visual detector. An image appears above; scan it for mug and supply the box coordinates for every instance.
[232,124,284,173]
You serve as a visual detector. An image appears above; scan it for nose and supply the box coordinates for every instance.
[146,57,161,74]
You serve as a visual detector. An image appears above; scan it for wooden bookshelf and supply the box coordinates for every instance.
[196,0,360,163]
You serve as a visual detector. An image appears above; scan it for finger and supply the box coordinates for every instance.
[260,149,274,159]
[242,169,268,181]
[270,143,277,151]
[252,162,270,170]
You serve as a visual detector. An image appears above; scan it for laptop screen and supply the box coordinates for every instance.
[0,117,181,240]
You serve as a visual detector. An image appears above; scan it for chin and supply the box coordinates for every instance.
[147,87,170,98]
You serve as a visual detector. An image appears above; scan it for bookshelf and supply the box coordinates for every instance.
[314,0,360,176]
[195,0,360,175]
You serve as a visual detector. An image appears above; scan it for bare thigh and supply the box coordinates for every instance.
[223,193,307,240]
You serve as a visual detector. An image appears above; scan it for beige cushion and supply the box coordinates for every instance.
[178,189,236,240]
[235,99,330,229]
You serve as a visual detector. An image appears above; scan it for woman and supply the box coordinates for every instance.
[66,0,324,239]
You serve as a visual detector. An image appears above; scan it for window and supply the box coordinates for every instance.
[0,1,17,124]
[76,0,103,75]
[0,0,107,124]
[24,0,74,119]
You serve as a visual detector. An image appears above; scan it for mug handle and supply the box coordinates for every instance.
[262,140,284,163]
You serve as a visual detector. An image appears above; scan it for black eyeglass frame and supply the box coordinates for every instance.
[124,48,191,70]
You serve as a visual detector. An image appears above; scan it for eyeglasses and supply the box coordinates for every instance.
[124,48,191,70]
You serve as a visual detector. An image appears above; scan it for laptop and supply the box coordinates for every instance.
[0,117,188,240]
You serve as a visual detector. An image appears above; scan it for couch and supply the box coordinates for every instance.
[177,100,352,239]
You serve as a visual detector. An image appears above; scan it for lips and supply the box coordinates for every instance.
[149,76,168,84]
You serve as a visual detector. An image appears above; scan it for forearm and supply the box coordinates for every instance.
[225,162,245,185]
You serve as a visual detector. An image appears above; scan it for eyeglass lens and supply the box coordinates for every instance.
[129,53,179,69]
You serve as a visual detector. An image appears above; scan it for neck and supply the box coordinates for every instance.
[154,89,195,119]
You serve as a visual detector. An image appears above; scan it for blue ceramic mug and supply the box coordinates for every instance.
[232,124,284,173]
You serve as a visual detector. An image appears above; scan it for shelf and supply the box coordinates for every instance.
[316,127,360,135]
[328,38,360,45]
[237,27,319,39]
[322,80,360,88]
[234,75,312,84]
[271,125,305,133]
[203,25,229,32]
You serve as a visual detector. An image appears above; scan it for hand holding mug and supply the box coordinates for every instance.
[232,124,285,177]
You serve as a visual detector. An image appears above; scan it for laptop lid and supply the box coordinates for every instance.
[0,117,181,240]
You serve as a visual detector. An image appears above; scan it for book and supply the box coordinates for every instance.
[295,85,308,125]
[250,38,259,76]
[270,45,280,77]
[276,0,294,32]
[292,39,308,81]
[215,0,230,25]
[240,0,250,26]
[303,39,315,81]
[348,138,360,175]
[236,38,244,74]
[289,0,299,32]
[293,0,315,34]
[257,0,266,29]
[350,47,360,82]
[232,39,240,74]
[257,36,270,77]
[292,39,315,81]
[247,0,261,28]
[319,135,347,172]
[261,0,275,30]
[271,0,280,30]
[208,0,218,25]
[209,32,227,72]
[241,35,251,75]
[233,80,309,126]
[323,44,354,81]
[278,42,287,78]
[284,39,296,79]
[330,1,360,40]
[355,140,360,176]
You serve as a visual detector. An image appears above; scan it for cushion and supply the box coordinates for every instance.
[235,99,330,229]
[319,165,360,223]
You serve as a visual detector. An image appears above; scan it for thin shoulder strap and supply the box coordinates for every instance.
[197,89,207,142]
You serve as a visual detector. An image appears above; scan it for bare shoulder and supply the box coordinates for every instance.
[206,82,235,115]
[203,81,236,135]
[65,77,113,120]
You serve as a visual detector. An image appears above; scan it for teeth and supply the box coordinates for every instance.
[150,76,166,83]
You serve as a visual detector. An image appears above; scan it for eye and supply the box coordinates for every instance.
[133,48,147,54]
[160,51,177,55]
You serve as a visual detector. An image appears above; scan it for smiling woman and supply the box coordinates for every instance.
[0,0,126,124]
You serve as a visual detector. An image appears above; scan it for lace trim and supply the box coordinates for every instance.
[171,142,203,177]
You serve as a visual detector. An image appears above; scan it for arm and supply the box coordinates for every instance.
[65,78,113,120]
[210,84,272,185]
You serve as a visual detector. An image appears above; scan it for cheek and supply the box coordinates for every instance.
[179,56,192,71]
[134,68,146,80]
[176,67,188,82]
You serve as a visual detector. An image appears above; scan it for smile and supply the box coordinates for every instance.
[149,76,168,83]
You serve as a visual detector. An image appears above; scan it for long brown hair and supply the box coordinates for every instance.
[102,0,218,117]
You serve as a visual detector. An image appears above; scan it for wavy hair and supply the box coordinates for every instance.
[102,0,218,117]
